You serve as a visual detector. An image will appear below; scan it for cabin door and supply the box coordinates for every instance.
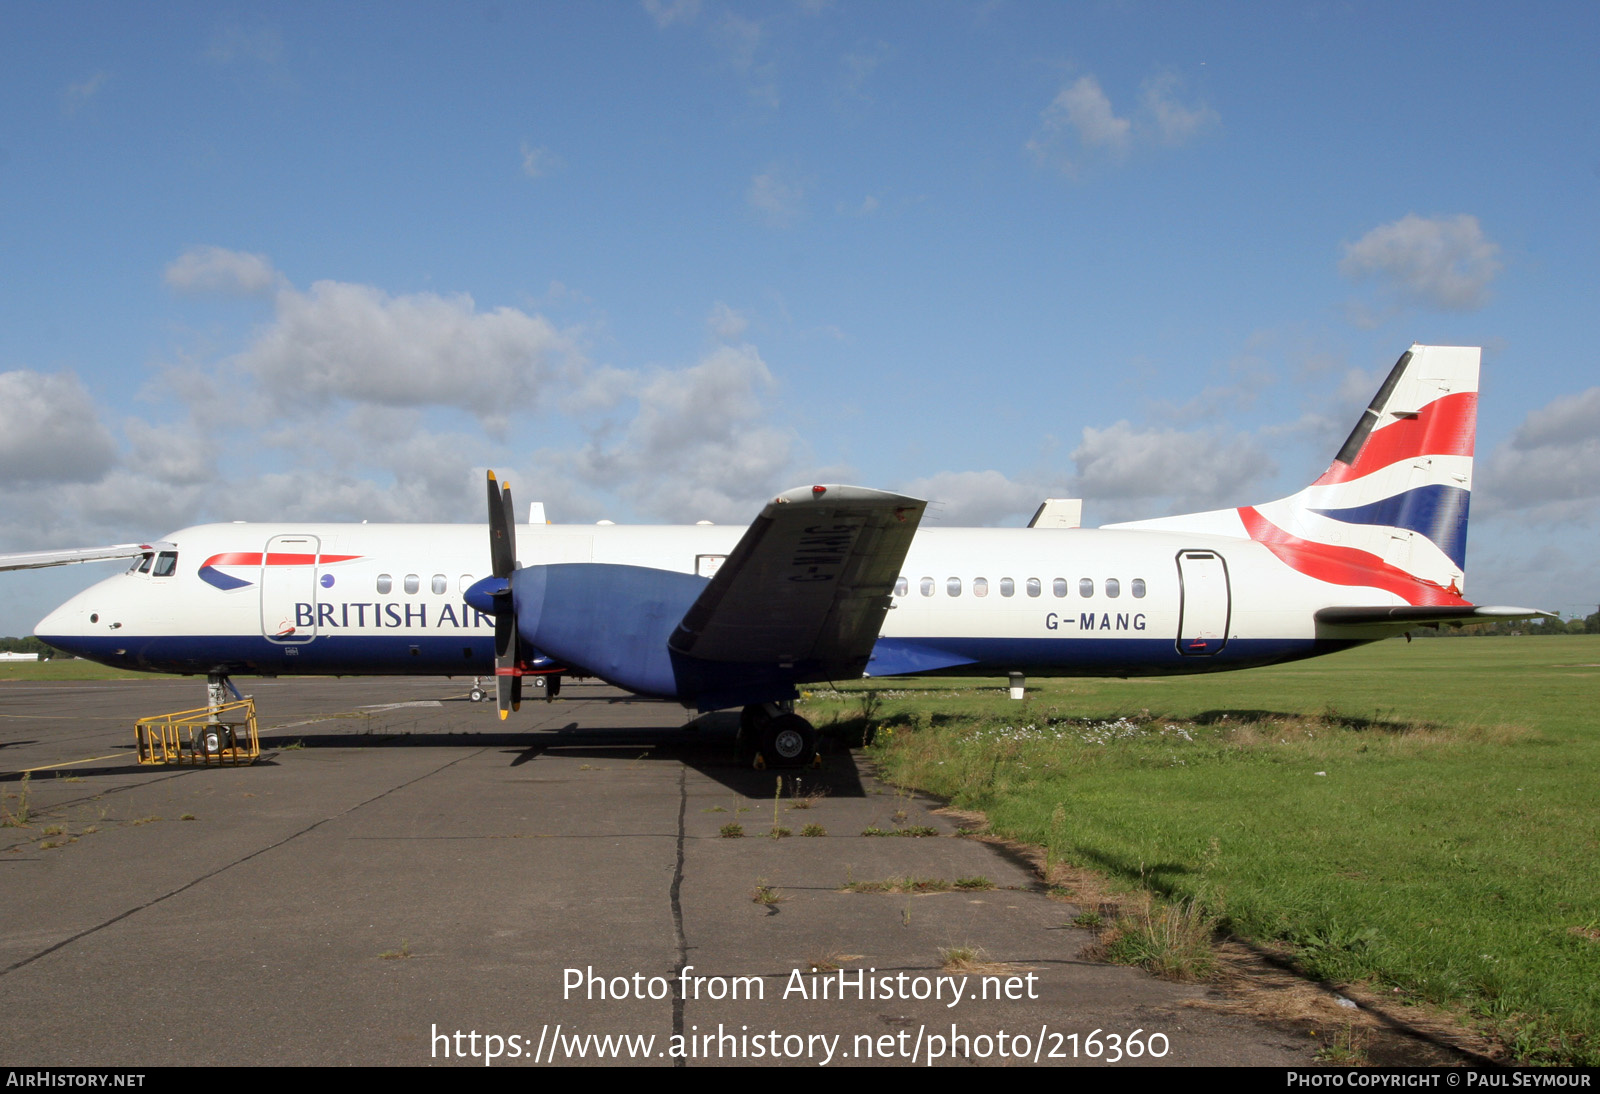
[261,534,319,644]
[1176,550,1230,656]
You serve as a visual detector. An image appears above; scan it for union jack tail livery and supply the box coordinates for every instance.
[1108,345,1480,610]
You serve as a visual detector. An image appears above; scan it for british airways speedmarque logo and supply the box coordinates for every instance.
[199,552,362,591]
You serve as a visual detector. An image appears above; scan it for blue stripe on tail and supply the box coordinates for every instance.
[1310,483,1470,569]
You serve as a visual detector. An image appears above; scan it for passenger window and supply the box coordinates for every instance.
[1000,578,1014,597]
[947,577,962,597]
[1052,578,1067,598]
[894,577,908,597]
[1080,578,1094,598]
[973,577,988,597]
[404,574,420,594]
[1026,578,1041,598]
[432,574,447,595]
[153,552,178,577]
[377,574,392,594]
[1106,578,1120,598]
[1132,578,1147,598]
[920,577,934,597]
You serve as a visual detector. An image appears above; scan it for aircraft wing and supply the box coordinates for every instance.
[669,485,924,678]
[0,543,170,572]
[1315,604,1555,628]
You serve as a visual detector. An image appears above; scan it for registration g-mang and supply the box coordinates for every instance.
[12,345,1548,766]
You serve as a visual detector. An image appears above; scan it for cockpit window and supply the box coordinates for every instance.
[136,554,153,574]
[152,552,178,577]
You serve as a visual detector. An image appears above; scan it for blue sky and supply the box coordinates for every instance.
[3,1,1599,634]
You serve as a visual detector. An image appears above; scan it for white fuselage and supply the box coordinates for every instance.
[37,519,1394,692]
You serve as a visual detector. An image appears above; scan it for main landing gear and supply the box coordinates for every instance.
[468,675,561,702]
[739,703,818,769]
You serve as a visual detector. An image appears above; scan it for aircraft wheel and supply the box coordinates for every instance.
[762,714,816,769]
[469,687,487,703]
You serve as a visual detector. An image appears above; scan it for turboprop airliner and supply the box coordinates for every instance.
[13,345,1547,766]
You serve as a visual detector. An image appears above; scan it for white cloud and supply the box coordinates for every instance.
[1141,74,1219,145]
[164,245,281,296]
[1028,72,1216,177]
[124,420,215,486]
[641,0,701,28]
[839,43,891,102]
[0,371,118,485]
[715,12,763,73]
[62,72,109,115]
[1339,214,1501,312]
[235,279,584,423]
[712,12,778,107]
[747,169,806,226]
[205,24,283,66]
[1028,76,1130,174]
[1071,420,1274,508]
[1480,386,1600,522]
[566,344,797,522]
[520,141,563,179]
[897,470,1044,527]
[707,302,749,342]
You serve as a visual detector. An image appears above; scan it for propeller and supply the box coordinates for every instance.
[486,471,522,719]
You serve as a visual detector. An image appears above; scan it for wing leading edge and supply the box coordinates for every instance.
[0,543,172,572]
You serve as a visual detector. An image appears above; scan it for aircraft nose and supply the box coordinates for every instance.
[35,599,89,657]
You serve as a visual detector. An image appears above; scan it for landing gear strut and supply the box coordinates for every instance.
[740,703,817,769]
[206,672,241,719]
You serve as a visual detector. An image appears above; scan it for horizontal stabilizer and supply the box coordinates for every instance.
[670,485,924,679]
[1315,604,1554,628]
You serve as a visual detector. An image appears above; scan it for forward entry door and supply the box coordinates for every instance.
[261,534,319,644]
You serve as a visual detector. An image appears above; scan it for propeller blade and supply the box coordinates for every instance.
[494,612,520,719]
[488,471,516,579]
[486,470,522,719]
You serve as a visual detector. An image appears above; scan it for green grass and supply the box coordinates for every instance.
[799,636,1600,1065]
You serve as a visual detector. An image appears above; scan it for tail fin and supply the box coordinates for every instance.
[1106,344,1478,602]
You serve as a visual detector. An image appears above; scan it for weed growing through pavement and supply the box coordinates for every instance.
[1,772,32,828]
[806,950,859,973]
[1099,898,1216,981]
[841,877,954,894]
[720,822,745,838]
